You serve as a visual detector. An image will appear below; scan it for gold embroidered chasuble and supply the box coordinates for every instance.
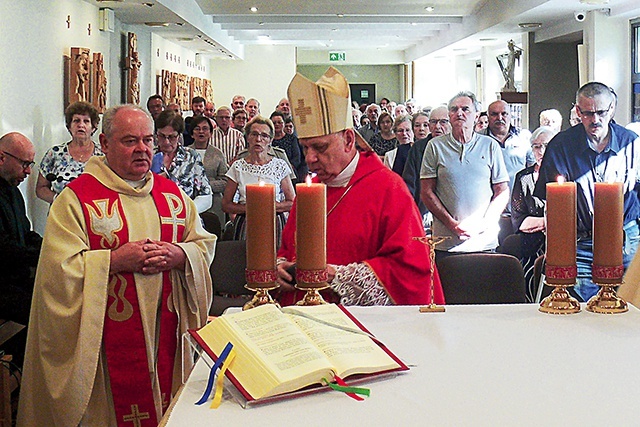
[17,157,215,426]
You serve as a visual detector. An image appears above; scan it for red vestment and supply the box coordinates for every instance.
[278,151,444,305]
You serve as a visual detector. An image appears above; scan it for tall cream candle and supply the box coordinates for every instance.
[245,182,276,286]
[545,178,577,284]
[295,179,326,288]
[593,182,624,283]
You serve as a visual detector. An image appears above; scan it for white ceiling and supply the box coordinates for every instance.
[88,0,640,61]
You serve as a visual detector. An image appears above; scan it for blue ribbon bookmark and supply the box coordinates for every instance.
[195,342,234,405]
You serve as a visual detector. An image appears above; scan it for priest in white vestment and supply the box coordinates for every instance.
[17,105,216,426]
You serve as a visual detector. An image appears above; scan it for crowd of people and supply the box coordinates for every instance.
[2,67,640,424]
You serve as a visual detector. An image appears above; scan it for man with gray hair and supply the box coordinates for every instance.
[421,91,509,258]
[358,103,381,143]
[18,105,215,426]
[535,82,640,302]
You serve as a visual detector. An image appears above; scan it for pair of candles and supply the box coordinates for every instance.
[546,179,623,284]
[245,180,326,283]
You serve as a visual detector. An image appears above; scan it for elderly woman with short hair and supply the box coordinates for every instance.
[384,115,414,175]
[36,101,103,204]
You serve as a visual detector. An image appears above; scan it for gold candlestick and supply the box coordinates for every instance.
[587,265,628,314]
[539,264,581,314]
[243,269,280,310]
[295,268,329,306]
[414,235,447,313]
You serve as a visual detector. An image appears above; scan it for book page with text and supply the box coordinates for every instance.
[218,304,334,397]
[282,304,400,378]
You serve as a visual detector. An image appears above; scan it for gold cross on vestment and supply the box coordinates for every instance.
[123,404,150,427]
[294,99,312,124]
[160,193,186,243]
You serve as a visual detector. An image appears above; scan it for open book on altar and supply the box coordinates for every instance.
[189,303,408,403]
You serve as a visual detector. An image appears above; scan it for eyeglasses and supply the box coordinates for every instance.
[531,143,548,151]
[1,151,35,170]
[192,126,211,133]
[157,132,179,142]
[577,102,612,119]
[395,128,412,134]
[429,119,450,125]
[248,131,272,140]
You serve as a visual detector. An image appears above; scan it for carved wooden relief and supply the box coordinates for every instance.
[92,52,107,113]
[69,47,90,104]
[126,32,141,105]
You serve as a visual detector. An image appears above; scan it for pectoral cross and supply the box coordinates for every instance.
[123,404,150,427]
[294,99,312,124]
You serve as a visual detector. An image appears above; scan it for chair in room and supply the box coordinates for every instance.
[436,253,526,304]
[199,211,222,238]
[498,214,515,246]
[209,240,252,316]
[497,233,522,258]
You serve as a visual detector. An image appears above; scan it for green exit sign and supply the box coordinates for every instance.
[329,51,346,62]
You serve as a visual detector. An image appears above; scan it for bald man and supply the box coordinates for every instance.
[0,132,41,364]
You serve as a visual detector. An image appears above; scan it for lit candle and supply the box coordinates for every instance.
[295,176,326,288]
[245,182,276,285]
[545,177,577,284]
[593,182,624,283]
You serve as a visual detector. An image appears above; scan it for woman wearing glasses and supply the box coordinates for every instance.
[222,116,295,245]
[152,110,212,213]
[384,115,414,175]
[36,101,103,203]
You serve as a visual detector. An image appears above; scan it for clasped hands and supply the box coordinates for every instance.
[110,239,186,275]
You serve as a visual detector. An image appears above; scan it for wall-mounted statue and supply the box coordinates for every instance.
[92,52,107,113]
[497,40,523,92]
[126,32,141,105]
[203,79,213,104]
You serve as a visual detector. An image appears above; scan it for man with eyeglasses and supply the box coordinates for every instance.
[212,106,245,165]
[0,132,41,367]
[403,106,451,219]
[534,81,640,302]
[18,105,215,425]
[421,91,510,258]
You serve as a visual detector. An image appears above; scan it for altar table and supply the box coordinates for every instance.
[161,304,640,426]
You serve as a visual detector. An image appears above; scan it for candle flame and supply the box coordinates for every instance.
[305,174,312,186]
[556,176,565,184]
[258,180,265,187]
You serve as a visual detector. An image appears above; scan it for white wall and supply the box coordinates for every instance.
[585,10,632,125]
[297,49,405,65]
[0,0,114,234]
[209,45,296,113]
[413,55,477,109]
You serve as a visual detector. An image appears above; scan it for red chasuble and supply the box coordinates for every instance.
[68,173,186,426]
[278,151,444,306]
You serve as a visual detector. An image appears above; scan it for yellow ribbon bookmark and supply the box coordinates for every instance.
[210,348,236,409]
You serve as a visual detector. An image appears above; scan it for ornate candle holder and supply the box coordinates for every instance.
[586,265,628,314]
[539,264,581,314]
[295,268,329,306]
[413,235,448,313]
[243,269,280,310]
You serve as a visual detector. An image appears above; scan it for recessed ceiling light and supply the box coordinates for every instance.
[411,22,417,26]
[258,22,265,26]
[518,22,542,29]
[142,2,153,7]
[331,28,338,32]
[144,22,169,27]
[424,6,435,12]
[175,22,184,26]
[337,13,344,18]
[479,38,497,42]
[580,0,609,4]
[250,6,258,12]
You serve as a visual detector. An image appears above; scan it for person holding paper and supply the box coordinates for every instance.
[18,105,215,426]
[276,67,444,306]
[534,82,640,301]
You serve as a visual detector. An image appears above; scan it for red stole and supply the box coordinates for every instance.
[68,173,186,426]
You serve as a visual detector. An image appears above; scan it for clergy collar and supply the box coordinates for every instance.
[326,151,359,187]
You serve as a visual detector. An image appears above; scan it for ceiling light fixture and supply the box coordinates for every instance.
[424,6,435,12]
[518,22,542,29]
[144,22,169,27]
[337,13,344,18]
[142,2,153,7]
[579,0,609,4]
[250,6,258,12]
